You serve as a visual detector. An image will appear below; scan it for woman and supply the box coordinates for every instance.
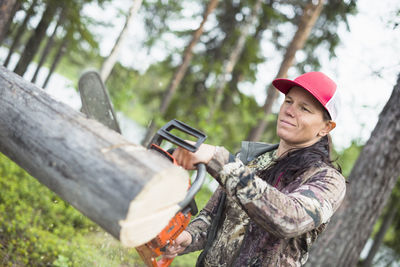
[166,72,346,266]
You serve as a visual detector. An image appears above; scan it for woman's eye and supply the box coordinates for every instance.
[302,106,310,112]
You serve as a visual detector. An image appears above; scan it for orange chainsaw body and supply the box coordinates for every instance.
[136,210,191,266]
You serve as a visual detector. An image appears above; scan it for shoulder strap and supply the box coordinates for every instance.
[196,192,226,267]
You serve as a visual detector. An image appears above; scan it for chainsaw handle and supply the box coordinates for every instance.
[154,257,173,267]
[149,119,207,152]
[178,163,206,210]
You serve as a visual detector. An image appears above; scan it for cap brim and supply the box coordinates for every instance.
[272,78,305,94]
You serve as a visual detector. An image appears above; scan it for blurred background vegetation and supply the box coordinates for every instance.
[0,0,399,266]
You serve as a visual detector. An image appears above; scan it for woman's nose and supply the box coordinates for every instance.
[285,105,295,117]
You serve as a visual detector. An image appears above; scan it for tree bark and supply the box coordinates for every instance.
[99,0,143,82]
[3,0,38,68]
[142,0,219,146]
[31,7,65,83]
[247,0,324,141]
[361,196,398,267]
[0,0,18,44]
[306,74,400,266]
[13,0,58,76]
[0,66,190,247]
[207,0,262,122]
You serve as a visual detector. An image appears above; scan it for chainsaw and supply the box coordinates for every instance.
[78,71,207,267]
[136,119,207,266]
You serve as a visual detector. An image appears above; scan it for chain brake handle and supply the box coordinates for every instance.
[148,119,207,212]
[149,119,206,152]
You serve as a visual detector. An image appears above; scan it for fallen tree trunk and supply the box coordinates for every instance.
[0,66,189,247]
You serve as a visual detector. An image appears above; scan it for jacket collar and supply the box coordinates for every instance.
[239,141,279,164]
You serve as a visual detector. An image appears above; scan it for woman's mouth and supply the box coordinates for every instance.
[280,119,296,127]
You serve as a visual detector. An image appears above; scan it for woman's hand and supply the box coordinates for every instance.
[172,143,216,170]
[163,230,192,258]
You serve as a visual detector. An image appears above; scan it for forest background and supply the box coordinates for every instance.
[0,0,399,266]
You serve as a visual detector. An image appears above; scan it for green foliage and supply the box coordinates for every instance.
[0,153,86,265]
[335,141,363,178]
[105,60,174,125]
[141,0,185,48]
[0,153,142,266]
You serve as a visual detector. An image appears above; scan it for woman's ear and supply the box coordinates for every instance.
[318,121,336,137]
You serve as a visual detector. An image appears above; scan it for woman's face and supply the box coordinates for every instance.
[276,86,333,148]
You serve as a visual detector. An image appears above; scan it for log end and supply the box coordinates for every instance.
[119,165,190,247]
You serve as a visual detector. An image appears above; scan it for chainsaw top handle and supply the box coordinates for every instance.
[148,119,207,153]
[148,119,207,212]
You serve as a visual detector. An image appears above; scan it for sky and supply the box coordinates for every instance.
[320,0,400,150]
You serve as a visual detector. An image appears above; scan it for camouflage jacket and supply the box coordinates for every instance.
[182,142,346,266]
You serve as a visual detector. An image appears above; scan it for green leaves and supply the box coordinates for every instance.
[0,153,100,265]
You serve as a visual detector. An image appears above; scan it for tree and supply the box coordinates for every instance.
[31,6,66,83]
[361,194,398,267]
[3,0,21,37]
[306,74,400,266]
[0,0,18,44]
[99,0,143,82]
[3,0,38,68]
[37,0,103,88]
[42,23,71,88]
[207,0,263,122]
[246,0,324,141]
[13,0,59,76]
[141,0,219,146]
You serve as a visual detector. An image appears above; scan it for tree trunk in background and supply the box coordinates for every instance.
[207,0,262,122]
[31,7,65,83]
[42,26,69,89]
[13,1,58,76]
[361,196,398,267]
[100,0,143,82]
[142,0,219,146]
[0,65,190,248]
[0,0,18,44]
[0,0,20,44]
[306,74,400,266]
[247,0,324,141]
[3,0,38,68]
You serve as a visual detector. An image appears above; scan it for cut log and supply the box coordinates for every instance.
[0,66,189,247]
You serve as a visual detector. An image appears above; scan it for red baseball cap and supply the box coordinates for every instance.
[272,72,340,121]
